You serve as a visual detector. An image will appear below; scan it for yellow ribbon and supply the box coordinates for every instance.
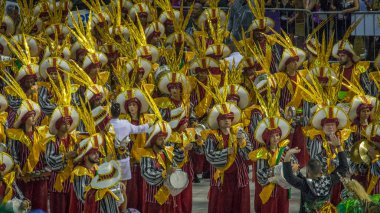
[7,127,49,174]
[319,202,337,213]
[154,185,171,205]
[194,86,213,118]
[103,129,117,161]
[54,135,77,192]
[257,141,289,204]
[95,188,120,202]
[0,112,7,143]
[2,172,15,203]
[70,165,97,182]
[213,129,238,184]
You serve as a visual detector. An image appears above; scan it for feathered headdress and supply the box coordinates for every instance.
[68,11,97,54]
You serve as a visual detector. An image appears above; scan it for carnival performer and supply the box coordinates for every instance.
[331,18,376,102]
[0,152,31,212]
[269,30,310,167]
[69,134,102,213]
[84,160,125,213]
[343,78,376,188]
[139,87,179,213]
[2,71,49,212]
[249,82,297,213]
[2,35,42,127]
[44,74,80,213]
[69,101,104,213]
[200,75,252,213]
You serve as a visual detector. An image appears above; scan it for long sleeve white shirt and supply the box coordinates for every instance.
[110,118,150,142]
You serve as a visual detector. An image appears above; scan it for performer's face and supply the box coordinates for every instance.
[88,151,100,164]
[196,71,208,82]
[322,122,337,135]
[269,132,281,146]
[285,61,297,72]
[59,119,71,133]
[127,102,139,116]
[360,108,371,121]
[169,87,182,101]
[338,53,350,65]
[87,66,100,77]
[192,3,203,18]
[155,136,166,148]
[23,78,36,90]
[25,115,35,126]
[218,118,232,129]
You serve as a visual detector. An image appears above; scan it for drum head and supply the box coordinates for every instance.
[169,170,189,189]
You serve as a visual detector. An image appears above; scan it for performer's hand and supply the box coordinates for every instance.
[368,146,378,159]
[20,200,31,210]
[227,147,234,155]
[65,151,77,160]
[327,133,341,147]
[168,167,176,175]
[15,166,23,179]
[184,143,193,151]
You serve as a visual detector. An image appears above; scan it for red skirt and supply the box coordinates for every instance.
[175,162,193,213]
[50,191,71,213]
[208,171,250,213]
[69,184,83,213]
[126,164,144,211]
[190,151,204,174]
[18,179,48,211]
[256,185,289,213]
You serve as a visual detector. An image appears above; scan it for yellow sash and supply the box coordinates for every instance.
[2,172,15,203]
[95,188,119,201]
[70,165,97,182]
[213,125,243,184]
[141,147,174,205]
[54,135,77,192]
[0,112,8,143]
[7,127,49,174]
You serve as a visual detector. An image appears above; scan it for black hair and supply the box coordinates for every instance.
[307,159,322,176]
[111,102,121,118]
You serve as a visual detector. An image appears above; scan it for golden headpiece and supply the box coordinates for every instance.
[68,11,97,54]
[17,0,42,35]
[247,0,274,32]
[267,29,306,71]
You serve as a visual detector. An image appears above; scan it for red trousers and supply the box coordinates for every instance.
[126,164,144,211]
[256,185,289,213]
[290,125,309,168]
[18,180,48,211]
[50,191,71,213]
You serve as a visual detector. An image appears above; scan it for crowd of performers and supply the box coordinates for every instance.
[0,0,379,213]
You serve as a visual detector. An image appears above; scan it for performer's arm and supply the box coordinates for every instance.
[140,157,165,186]
[370,160,380,177]
[8,139,20,165]
[247,110,263,150]
[256,159,273,186]
[38,86,57,116]
[12,182,25,200]
[204,135,228,168]
[73,175,91,203]
[45,141,66,171]
[237,131,253,160]
[167,143,185,166]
